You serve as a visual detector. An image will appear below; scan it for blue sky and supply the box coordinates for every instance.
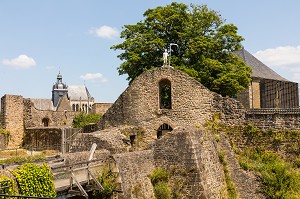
[1,0,300,103]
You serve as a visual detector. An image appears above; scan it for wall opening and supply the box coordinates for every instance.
[130,135,136,146]
[159,79,172,109]
[157,123,173,139]
[42,118,49,127]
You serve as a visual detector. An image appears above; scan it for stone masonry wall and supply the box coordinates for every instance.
[1,95,24,148]
[113,150,155,199]
[153,127,226,198]
[23,98,76,128]
[91,103,112,115]
[98,67,245,139]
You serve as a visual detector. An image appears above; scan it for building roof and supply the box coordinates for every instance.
[234,48,289,82]
[68,85,92,101]
[30,98,54,111]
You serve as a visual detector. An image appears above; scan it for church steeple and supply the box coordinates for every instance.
[52,72,68,108]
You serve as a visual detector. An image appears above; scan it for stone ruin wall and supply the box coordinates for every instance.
[153,127,226,198]
[1,95,24,148]
[98,67,245,139]
[91,103,113,115]
[23,98,76,128]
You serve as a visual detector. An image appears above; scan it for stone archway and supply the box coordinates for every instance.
[157,123,173,139]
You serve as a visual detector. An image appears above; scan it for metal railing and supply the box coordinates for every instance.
[247,108,300,114]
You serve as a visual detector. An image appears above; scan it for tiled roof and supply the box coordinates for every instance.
[234,48,289,82]
[68,85,92,101]
[30,98,54,110]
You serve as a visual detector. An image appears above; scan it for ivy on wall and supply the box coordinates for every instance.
[11,163,56,198]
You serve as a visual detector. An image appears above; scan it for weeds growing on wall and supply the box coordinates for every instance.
[11,163,56,198]
[218,150,238,199]
[94,166,117,199]
[150,168,171,199]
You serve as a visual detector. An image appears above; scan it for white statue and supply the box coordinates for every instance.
[163,49,168,66]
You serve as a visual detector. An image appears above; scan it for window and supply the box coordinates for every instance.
[42,118,49,127]
[159,79,172,109]
[157,123,173,139]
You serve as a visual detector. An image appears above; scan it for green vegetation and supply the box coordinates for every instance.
[150,168,171,199]
[0,175,16,197]
[0,129,10,136]
[94,166,117,199]
[238,149,300,198]
[11,163,56,198]
[218,150,238,198]
[72,112,101,128]
[111,2,251,97]
[0,154,46,165]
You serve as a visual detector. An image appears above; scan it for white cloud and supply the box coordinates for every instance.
[2,54,36,69]
[89,25,119,39]
[46,66,56,70]
[80,73,107,82]
[254,45,300,83]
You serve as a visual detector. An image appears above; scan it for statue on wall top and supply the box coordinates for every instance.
[163,49,169,66]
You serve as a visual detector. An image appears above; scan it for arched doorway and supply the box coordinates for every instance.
[157,123,173,139]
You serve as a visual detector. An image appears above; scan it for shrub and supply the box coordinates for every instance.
[72,112,101,128]
[150,168,171,199]
[11,163,56,197]
[94,167,117,199]
[0,175,16,196]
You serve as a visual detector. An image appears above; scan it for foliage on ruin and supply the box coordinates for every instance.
[0,154,46,165]
[150,168,171,199]
[0,175,16,197]
[224,124,300,198]
[111,2,251,97]
[72,112,101,128]
[218,150,238,199]
[11,163,56,198]
[94,166,117,199]
[0,129,10,136]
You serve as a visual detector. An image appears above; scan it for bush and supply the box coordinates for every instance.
[0,175,16,196]
[11,163,56,197]
[72,112,101,128]
[94,167,117,199]
[150,168,171,199]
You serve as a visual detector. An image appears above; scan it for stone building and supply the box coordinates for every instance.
[52,72,95,113]
[71,66,261,198]
[235,48,299,109]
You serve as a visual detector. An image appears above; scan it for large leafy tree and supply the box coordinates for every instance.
[111,2,251,97]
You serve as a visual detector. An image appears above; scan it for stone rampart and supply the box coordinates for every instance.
[91,103,112,115]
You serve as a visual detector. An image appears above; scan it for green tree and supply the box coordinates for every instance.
[111,2,251,97]
[72,112,102,128]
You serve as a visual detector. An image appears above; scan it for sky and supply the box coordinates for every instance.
[1,1,300,103]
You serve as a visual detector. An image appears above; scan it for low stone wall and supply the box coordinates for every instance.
[246,109,300,130]
[23,128,79,152]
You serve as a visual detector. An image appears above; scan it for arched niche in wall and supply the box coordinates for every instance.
[159,79,172,109]
[42,117,49,127]
[157,123,173,139]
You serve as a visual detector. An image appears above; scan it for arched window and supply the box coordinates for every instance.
[42,118,49,127]
[76,104,79,112]
[72,104,75,111]
[159,79,172,109]
[157,123,173,139]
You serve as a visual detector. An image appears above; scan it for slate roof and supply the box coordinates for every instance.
[234,48,289,82]
[30,98,54,111]
[68,85,92,101]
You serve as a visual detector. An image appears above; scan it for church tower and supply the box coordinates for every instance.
[52,72,68,108]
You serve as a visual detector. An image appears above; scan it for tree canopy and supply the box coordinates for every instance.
[111,2,252,97]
